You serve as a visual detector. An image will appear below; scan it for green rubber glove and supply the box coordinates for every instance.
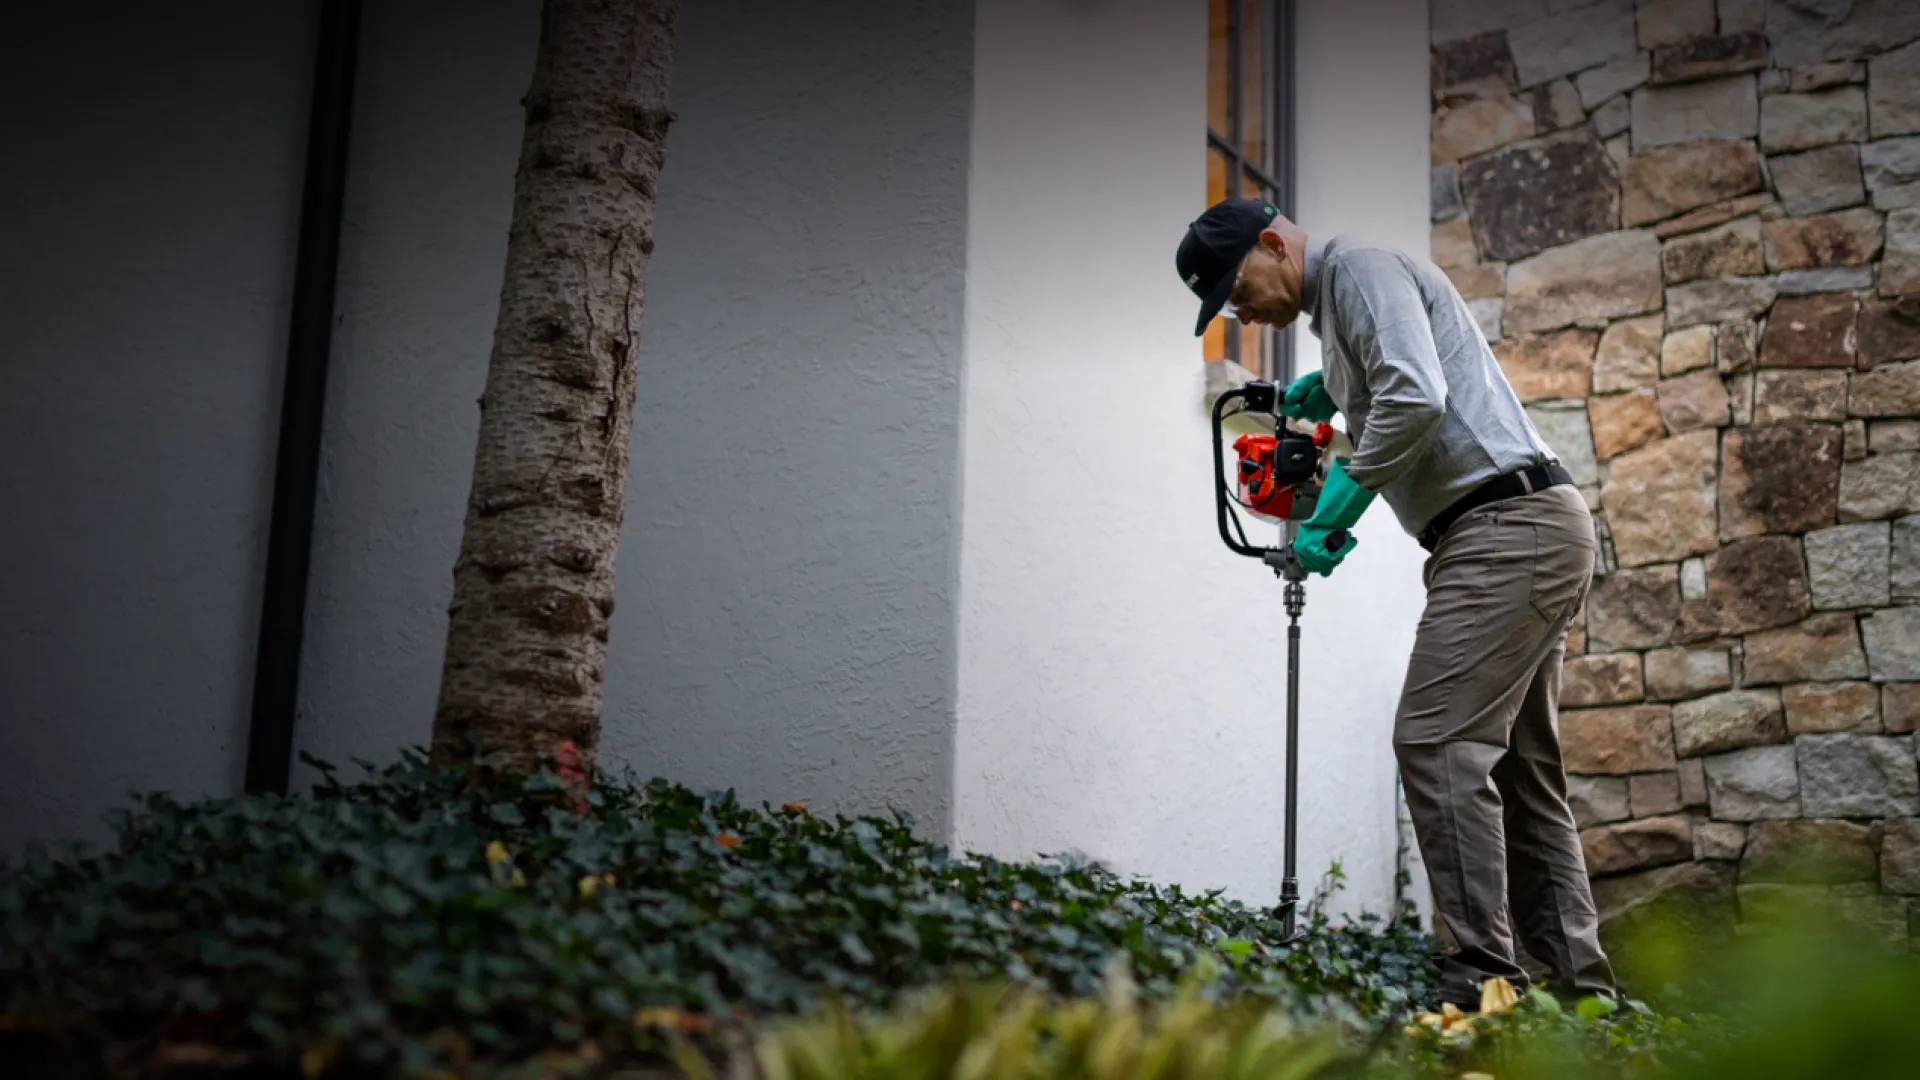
[1294,459,1375,576]
[1278,370,1338,422]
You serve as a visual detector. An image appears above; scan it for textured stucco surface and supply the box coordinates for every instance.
[0,4,312,852]
[293,0,538,784]
[591,0,973,834]
[956,0,1430,921]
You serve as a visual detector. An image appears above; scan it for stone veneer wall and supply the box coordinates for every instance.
[1429,0,1920,951]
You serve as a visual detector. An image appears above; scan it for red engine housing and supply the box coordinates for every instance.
[1232,423,1334,520]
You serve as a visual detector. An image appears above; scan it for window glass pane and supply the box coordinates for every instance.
[1239,321,1262,375]
[1245,171,1271,205]
[1209,0,1230,136]
[1208,149,1231,208]
[1240,0,1269,168]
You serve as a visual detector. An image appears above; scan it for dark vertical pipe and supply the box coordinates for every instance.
[245,0,362,795]
[1273,0,1296,384]
[1225,0,1244,372]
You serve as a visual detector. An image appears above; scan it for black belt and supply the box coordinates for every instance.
[1417,461,1574,552]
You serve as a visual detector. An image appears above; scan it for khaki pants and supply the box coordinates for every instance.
[1394,483,1616,1006]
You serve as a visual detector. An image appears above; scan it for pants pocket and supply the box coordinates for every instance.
[1528,518,1594,625]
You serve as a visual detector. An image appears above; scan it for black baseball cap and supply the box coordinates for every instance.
[1176,197,1279,336]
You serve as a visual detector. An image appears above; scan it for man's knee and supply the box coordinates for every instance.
[1393,726,1507,757]
[1394,733,1513,799]
[1390,729,1432,772]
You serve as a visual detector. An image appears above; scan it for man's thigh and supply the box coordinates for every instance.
[1397,488,1593,750]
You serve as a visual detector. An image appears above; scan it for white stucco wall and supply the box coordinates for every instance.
[955,0,1432,921]
[0,4,312,852]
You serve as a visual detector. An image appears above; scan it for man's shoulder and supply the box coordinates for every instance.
[1320,235,1428,298]
[1322,233,1418,271]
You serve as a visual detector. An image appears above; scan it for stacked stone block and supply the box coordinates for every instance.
[1430,0,1920,950]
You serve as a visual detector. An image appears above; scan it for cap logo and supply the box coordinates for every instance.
[1185,272,1200,287]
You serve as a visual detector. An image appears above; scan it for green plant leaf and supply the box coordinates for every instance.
[1577,993,1620,1021]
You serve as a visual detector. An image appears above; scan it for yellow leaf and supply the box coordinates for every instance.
[783,801,807,813]
[715,832,742,850]
[509,868,526,888]
[578,875,599,899]
[1479,976,1519,1016]
[1461,1073,1497,1080]
[484,841,508,864]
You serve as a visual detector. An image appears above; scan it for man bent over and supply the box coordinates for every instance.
[1176,197,1617,1010]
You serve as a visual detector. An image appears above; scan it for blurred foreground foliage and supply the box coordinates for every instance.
[710,899,1920,1080]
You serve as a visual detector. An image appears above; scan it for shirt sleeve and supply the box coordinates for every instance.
[1326,250,1447,493]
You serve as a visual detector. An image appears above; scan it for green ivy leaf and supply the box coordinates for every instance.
[1578,993,1621,1021]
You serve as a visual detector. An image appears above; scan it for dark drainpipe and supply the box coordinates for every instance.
[1274,0,1296,383]
[245,0,363,795]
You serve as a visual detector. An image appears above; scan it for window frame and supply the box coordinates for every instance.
[1206,0,1296,386]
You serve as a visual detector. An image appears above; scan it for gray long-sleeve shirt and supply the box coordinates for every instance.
[1303,233,1556,537]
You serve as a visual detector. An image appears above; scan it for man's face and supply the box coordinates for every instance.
[1225,231,1301,328]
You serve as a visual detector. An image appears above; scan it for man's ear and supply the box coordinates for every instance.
[1259,227,1288,259]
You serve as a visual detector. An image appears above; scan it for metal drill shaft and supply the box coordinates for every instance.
[1280,574,1302,938]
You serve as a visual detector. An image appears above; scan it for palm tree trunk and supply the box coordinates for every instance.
[431,0,679,772]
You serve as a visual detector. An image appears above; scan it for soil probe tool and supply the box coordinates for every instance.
[1210,378,1350,945]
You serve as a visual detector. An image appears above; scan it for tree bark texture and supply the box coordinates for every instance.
[431,0,678,771]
